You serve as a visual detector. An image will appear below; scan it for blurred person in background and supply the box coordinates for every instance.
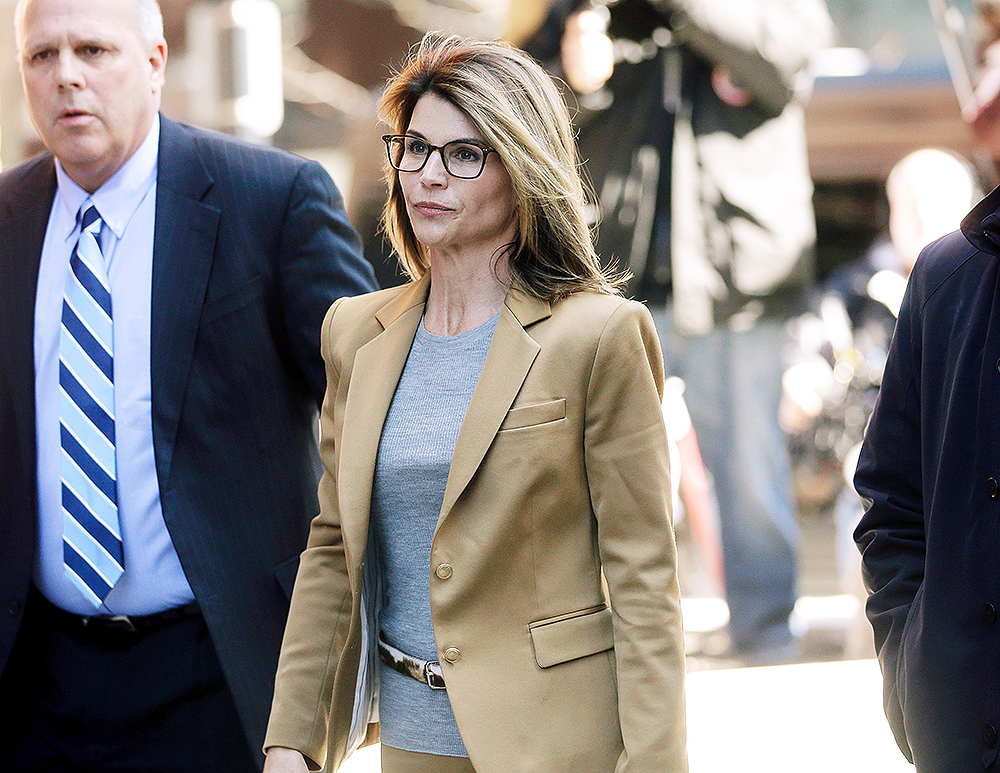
[782,147,977,659]
[0,0,375,769]
[263,35,687,773]
[526,0,833,665]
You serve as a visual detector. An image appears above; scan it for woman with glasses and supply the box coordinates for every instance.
[263,34,687,773]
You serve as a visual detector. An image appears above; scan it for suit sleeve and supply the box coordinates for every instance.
[264,299,355,770]
[277,160,376,407]
[853,271,925,764]
[584,301,688,773]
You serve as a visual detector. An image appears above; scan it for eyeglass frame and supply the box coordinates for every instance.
[382,134,497,179]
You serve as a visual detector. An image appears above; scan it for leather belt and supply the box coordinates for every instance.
[36,589,201,641]
[378,634,446,690]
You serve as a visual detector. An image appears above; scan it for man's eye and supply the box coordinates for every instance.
[79,45,104,57]
[30,49,54,63]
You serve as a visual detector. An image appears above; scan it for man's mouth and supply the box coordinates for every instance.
[58,109,93,124]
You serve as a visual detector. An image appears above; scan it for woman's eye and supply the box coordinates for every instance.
[407,139,429,155]
[452,145,481,162]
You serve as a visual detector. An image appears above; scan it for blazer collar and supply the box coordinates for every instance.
[503,284,551,329]
[375,272,431,329]
[372,273,552,331]
[340,275,552,562]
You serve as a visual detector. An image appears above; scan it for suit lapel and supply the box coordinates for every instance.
[338,277,430,564]
[438,289,550,522]
[149,117,221,487]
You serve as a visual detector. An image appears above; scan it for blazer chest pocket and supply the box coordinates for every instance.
[499,398,566,432]
[529,605,614,668]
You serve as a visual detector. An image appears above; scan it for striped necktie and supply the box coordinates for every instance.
[59,202,124,607]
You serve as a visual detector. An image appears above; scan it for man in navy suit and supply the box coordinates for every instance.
[0,0,376,769]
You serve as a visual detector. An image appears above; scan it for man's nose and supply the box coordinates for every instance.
[55,51,84,89]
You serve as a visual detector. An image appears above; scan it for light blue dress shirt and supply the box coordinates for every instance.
[34,114,196,615]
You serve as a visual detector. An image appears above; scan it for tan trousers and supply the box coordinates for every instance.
[380,745,476,773]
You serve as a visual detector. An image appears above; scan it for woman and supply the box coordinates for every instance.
[263,35,687,773]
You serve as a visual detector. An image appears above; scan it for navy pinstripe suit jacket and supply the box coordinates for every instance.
[0,115,376,761]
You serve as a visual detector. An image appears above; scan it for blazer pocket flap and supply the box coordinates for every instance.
[529,605,614,668]
[499,398,566,431]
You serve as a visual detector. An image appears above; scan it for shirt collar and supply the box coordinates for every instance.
[54,113,160,242]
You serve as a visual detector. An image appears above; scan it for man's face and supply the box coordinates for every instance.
[19,0,166,192]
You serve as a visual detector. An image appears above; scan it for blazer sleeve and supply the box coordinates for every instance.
[853,272,925,764]
[277,160,376,408]
[264,298,355,770]
[584,301,689,772]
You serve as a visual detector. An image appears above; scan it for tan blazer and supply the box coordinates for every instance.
[265,275,688,772]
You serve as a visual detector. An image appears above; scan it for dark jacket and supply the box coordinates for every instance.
[855,185,1000,771]
[0,115,376,762]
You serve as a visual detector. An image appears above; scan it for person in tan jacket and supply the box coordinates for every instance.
[263,35,687,773]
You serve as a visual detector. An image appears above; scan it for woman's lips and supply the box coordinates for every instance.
[413,201,451,216]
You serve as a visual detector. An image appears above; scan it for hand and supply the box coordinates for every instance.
[561,9,614,94]
[263,747,310,773]
[711,67,753,108]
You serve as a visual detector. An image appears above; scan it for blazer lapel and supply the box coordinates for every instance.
[338,277,430,564]
[149,117,222,487]
[438,289,551,522]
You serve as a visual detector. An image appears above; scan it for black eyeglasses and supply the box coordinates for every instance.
[382,135,496,179]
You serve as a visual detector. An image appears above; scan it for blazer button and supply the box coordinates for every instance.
[986,603,998,625]
[990,478,999,500]
[6,599,20,617]
[985,724,998,746]
[435,563,453,580]
[444,647,461,663]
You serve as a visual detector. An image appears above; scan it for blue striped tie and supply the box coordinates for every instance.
[59,202,124,607]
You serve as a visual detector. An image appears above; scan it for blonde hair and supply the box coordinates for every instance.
[378,34,624,300]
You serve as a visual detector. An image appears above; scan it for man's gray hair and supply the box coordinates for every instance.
[15,0,165,53]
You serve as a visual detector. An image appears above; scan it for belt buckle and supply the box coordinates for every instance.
[86,614,138,635]
[423,660,446,690]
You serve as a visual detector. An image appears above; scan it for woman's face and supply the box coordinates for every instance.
[399,92,517,261]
